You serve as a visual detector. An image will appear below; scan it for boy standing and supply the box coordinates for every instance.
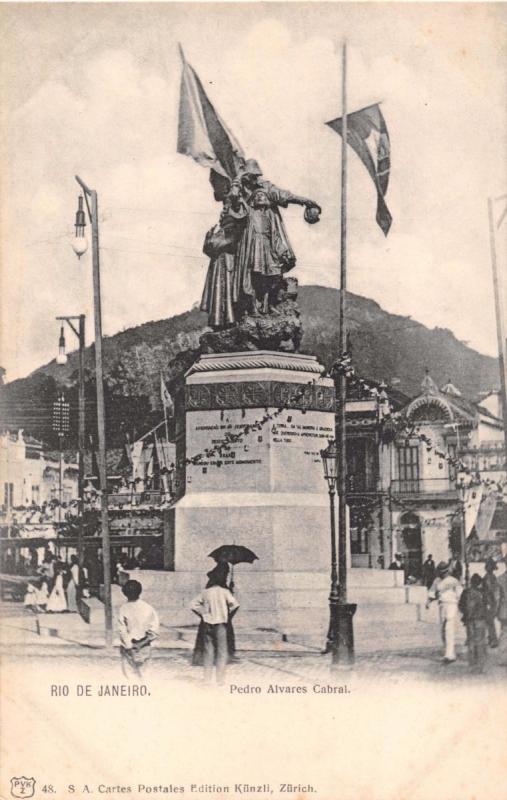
[118,579,159,678]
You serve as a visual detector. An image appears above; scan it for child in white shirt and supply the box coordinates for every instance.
[118,579,159,678]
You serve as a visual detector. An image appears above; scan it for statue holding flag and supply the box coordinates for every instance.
[177,47,321,346]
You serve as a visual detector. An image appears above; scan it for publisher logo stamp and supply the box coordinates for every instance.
[10,777,35,798]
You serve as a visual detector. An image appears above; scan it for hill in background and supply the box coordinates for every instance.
[0,285,499,449]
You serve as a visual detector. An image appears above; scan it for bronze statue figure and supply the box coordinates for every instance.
[200,158,321,331]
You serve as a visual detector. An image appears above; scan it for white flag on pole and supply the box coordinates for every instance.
[161,375,174,418]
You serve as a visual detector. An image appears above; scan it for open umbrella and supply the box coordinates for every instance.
[208,544,258,565]
[208,544,258,592]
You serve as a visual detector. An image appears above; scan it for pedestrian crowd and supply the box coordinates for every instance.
[22,549,84,614]
[426,555,507,673]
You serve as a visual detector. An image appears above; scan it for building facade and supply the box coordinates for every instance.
[345,385,407,569]
[345,374,506,575]
[0,430,78,510]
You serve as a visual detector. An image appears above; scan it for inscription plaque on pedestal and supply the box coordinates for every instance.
[168,351,337,635]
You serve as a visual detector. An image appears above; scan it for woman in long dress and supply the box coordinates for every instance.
[192,563,237,666]
[66,556,80,613]
[46,566,67,613]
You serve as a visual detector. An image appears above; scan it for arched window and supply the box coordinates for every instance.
[409,401,450,423]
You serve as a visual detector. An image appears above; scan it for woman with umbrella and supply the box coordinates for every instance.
[191,545,258,677]
[190,562,239,685]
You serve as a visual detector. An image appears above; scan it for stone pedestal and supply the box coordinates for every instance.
[167,351,336,633]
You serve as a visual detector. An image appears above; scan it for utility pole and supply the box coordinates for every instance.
[77,314,85,570]
[458,479,471,666]
[335,41,357,664]
[59,435,63,523]
[52,393,70,524]
[56,314,86,570]
[338,40,348,606]
[73,177,113,647]
[487,197,507,459]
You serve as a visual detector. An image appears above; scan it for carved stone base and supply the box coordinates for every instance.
[200,277,302,354]
[171,350,336,585]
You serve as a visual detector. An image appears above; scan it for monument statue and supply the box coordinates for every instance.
[177,49,321,351]
[200,159,321,351]
[171,50,337,641]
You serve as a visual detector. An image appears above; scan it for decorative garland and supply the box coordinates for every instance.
[5,353,503,518]
[175,351,506,501]
[182,365,333,469]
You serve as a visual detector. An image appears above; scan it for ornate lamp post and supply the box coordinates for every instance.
[55,315,86,573]
[321,440,340,657]
[321,440,356,665]
[70,177,113,647]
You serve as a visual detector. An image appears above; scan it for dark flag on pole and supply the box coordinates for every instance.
[326,103,392,235]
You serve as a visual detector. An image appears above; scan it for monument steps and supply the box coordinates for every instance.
[78,595,425,635]
[87,569,426,632]
[347,569,405,588]
[348,587,410,605]
[79,568,429,645]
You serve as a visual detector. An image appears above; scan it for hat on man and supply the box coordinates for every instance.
[436,560,450,575]
[241,158,263,177]
[485,557,498,572]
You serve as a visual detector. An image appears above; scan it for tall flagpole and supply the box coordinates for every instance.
[334,40,356,665]
[338,40,348,606]
[161,374,171,501]
[488,197,507,458]
[162,375,170,445]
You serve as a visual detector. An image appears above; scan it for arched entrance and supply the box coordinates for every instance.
[400,512,422,580]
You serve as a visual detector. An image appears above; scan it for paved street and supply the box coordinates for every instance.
[2,600,506,686]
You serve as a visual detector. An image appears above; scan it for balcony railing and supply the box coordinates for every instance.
[391,478,457,496]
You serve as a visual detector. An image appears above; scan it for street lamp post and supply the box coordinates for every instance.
[457,477,472,666]
[457,479,470,589]
[321,440,357,665]
[71,176,113,647]
[55,314,86,572]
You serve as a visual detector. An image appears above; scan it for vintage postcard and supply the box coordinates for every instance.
[1,3,506,799]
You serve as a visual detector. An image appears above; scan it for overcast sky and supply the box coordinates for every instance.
[1,2,506,382]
